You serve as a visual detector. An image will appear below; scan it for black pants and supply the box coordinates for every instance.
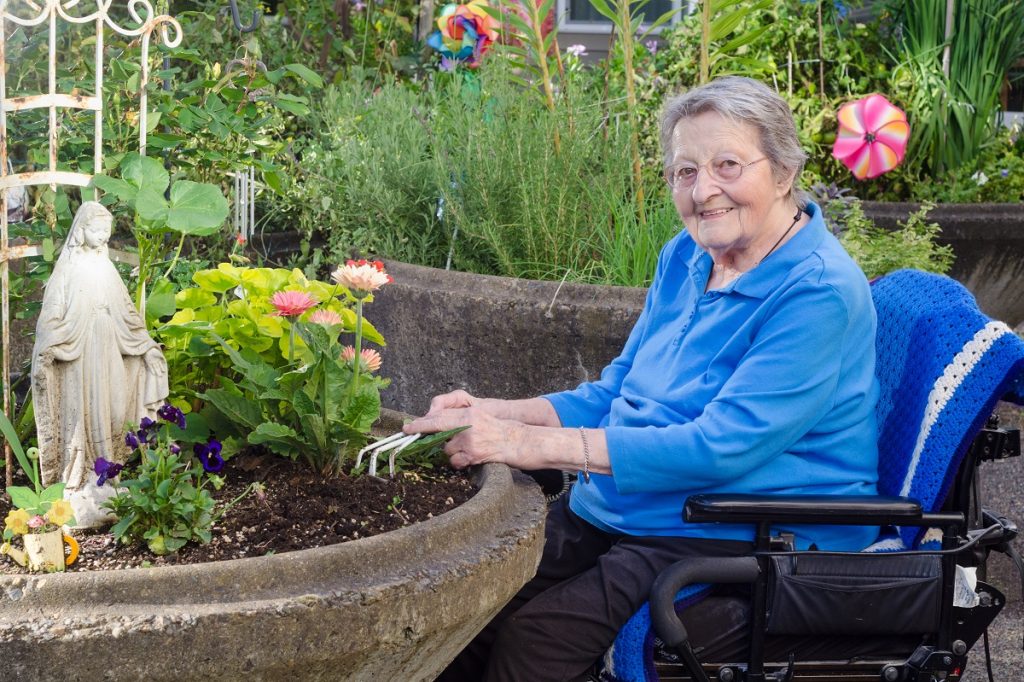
[437,495,752,682]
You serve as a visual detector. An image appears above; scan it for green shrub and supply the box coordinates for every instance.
[827,199,954,279]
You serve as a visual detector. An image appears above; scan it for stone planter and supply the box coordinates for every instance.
[373,260,647,415]
[862,201,1024,327]
[0,409,547,682]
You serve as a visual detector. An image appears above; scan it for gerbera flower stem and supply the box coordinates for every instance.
[348,298,365,408]
[288,321,297,364]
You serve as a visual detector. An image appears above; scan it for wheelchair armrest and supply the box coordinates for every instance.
[685,493,926,526]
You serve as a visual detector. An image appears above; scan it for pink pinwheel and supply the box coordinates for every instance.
[832,94,910,180]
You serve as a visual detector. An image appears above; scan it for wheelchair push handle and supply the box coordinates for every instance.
[650,556,760,649]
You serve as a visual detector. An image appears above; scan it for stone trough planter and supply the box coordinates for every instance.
[373,261,647,416]
[0,409,547,682]
[862,201,1024,327]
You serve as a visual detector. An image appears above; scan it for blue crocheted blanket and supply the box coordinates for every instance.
[600,271,1024,682]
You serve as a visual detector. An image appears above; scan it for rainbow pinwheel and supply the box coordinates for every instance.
[426,0,499,70]
[832,94,910,180]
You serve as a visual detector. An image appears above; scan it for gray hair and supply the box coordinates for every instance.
[660,77,808,205]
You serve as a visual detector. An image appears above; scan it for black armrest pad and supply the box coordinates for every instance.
[685,494,923,526]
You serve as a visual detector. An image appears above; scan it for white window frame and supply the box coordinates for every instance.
[555,0,695,34]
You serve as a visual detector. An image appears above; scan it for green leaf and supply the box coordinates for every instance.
[389,426,470,459]
[299,410,328,454]
[284,63,324,89]
[90,175,138,204]
[135,187,169,225]
[201,388,264,430]
[275,95,310,117]
[169,410,210,445]
[193,267,240,293]
[0,412,37,490]
[7,486,41,512]
[110,513,137,540]
[248,422,306,455]
[209,334,280,389]
[39,483,65,504]
[639,6,681,38]
[146,278,177,322]
[121,153,170,196]
[716,23,772,54]
[175,288,217,309]
[262,169,284,195]
[343,384,380,434]
[42,237,54,262]
[167,181,229,236]
[587,0,618,25]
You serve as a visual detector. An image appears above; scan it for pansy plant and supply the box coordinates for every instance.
[100,404,250,555]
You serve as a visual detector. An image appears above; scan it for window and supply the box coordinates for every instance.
[558,0,694,34]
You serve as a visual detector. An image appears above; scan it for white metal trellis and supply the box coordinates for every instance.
[0,0,182,485]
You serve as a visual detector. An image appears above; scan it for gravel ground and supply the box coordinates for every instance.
[962,601,1022,682]
[963,403,1024,681]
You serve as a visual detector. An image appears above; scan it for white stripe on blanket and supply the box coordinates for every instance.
[899,321,1011,497]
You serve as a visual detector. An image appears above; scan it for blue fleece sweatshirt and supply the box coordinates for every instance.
[544,202,880,551]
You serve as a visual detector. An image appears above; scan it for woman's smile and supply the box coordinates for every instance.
[699,207,734,220]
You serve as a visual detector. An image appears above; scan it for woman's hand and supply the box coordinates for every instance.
[403,406,526,470]
[421,390,562,428]
[423,389,484,417]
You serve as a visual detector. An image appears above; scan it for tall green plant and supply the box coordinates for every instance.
[891,0,1024,175]
[587,0,678,221]
[696,0,773,84]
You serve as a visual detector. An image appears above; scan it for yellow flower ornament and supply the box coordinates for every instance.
[4,508,30,536]
[45,499,75,527]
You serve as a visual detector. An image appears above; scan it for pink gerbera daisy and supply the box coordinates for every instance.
[331,259,393,298]
[270,290,317,318]
[341,346,383,372]
[309,309,343,326]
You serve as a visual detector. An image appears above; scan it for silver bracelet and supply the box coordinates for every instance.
[578,427,591,483]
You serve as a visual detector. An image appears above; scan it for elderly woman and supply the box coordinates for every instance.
[405,76,880,681]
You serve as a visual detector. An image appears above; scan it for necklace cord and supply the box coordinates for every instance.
[754,207,803,267]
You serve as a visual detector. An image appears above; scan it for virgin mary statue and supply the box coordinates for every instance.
[32,201,168,526]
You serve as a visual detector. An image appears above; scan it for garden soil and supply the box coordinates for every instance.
[0,452,475,573]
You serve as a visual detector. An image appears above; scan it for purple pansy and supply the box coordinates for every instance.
[193,438,225,473]
[169,443,181,455]
[136,416,159,445]
[157,404,186,430]
[95,457,125,486]
[125,431,140,450]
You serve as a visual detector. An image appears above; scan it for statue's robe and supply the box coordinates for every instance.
[32,249,168,489]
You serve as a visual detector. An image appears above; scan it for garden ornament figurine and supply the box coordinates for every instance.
[31,202,169,528]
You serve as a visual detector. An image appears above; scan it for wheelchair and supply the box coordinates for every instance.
[598,270,1024,682]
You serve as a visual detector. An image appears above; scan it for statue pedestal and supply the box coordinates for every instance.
[66,482,117,529]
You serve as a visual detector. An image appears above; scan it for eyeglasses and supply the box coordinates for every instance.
[664,157,768,189]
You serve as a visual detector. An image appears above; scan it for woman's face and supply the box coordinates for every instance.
[82,213,112,249]
[668,111,793,263]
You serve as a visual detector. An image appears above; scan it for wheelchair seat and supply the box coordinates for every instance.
[599,270,1024,682]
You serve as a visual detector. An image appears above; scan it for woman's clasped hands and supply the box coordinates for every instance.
[403,390,529,470]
